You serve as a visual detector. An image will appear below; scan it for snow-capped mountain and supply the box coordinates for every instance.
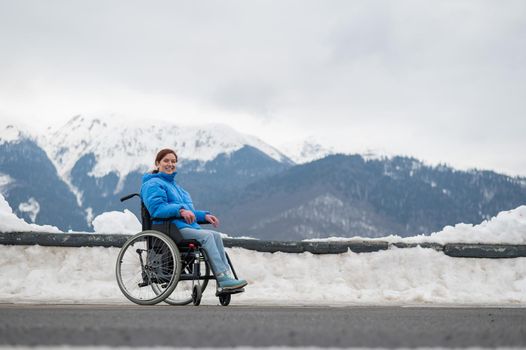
[0,116,294,230]
[279,137,334,164]
[0,123,88,230]
[40,114,290,183]
[218,154,526,240]
[2,115,525,238]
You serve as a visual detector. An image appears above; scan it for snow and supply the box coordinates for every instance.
[0,173,13,191]
[18,197,40,223]
[38,114,289,183]
[1,115,290,206]
[382,205,526,245]
[91,209,141,234]
[0,193,61,233]
[0,124,23,145]
[305,205,526,245]
[0,194,525,305]
[0,244,524,305]
[279,137,334,164]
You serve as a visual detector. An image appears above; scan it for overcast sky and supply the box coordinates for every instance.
[1,0,525,176]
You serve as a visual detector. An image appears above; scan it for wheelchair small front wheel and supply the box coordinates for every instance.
[192,285,202,306]
[218,293,231,306]
[116,230,181,305]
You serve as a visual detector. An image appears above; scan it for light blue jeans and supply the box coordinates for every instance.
[179,228,230,275]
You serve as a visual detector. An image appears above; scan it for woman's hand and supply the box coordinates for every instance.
[205,214,220,228]
[179,209,196,224]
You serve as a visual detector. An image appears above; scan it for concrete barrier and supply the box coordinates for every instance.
[1,232,525,258]
[443,243,526,259]
[0,231,129,248]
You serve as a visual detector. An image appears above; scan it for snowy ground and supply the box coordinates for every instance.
[1,244,525,306]
[1,193,525,305]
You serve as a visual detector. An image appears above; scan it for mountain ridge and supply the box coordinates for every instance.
[40,114,292,179]
[216,154,526,239]
[1,116,525,238]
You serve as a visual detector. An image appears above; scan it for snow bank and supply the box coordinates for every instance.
[0,245,119,303]
[0,194,61,233]
[0,244,524,305]
[92,209,141,234]
[307,205,526,244]
[397,205,526,244]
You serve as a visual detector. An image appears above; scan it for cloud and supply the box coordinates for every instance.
[0,0,525,175]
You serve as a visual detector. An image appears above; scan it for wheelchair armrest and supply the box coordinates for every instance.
[151,216,209,225]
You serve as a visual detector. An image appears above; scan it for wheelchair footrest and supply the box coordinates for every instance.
[216,287,245,296]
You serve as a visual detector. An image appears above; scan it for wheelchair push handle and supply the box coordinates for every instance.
[120,193,140,202]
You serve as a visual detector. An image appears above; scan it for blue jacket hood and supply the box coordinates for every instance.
[142,171,177,184]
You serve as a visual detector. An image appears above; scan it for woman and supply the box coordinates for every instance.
[141,148,247,290]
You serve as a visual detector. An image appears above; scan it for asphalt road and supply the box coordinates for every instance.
[0,304,524,348]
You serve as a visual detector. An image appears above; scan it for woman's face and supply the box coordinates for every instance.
[156,153,177,174]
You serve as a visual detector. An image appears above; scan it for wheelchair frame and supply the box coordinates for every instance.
[115,193,244,306]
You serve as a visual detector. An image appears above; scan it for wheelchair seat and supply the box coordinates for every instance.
[141,201,206,248]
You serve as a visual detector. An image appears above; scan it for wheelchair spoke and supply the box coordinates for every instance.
[116,231,181,305]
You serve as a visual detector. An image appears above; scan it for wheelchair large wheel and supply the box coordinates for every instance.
[116,230,181,305]
[152,248,210,305]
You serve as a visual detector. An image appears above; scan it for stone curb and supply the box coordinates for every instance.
[1,232,525,258]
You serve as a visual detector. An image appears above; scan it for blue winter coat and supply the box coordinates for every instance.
[141,172,209,230]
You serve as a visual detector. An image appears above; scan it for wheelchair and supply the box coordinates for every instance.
[115,193,244,306]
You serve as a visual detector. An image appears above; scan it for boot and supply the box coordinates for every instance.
[216,272,248,290]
